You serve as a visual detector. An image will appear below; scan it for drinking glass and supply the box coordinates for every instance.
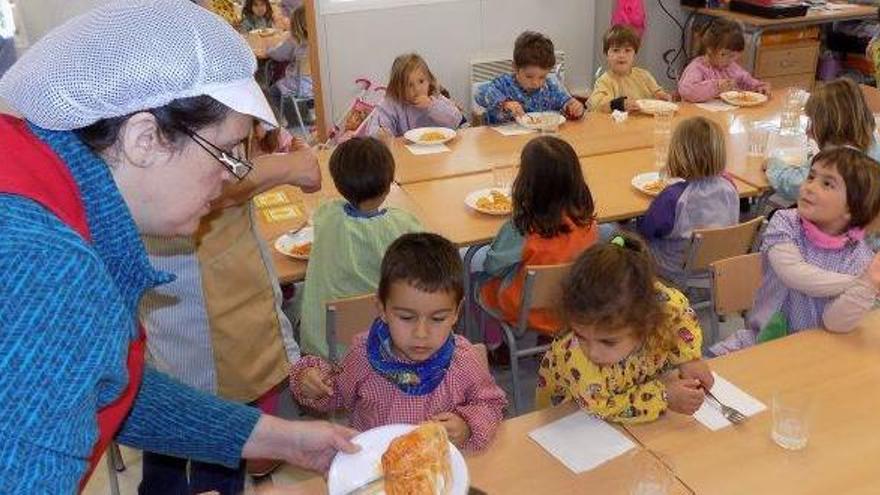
[492,164,517,190]
[653,111,673,171]
[771,392,810,451]
[747,121,771,157]
[629,450,673,495]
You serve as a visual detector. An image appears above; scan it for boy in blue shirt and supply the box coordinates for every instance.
[476,31,584,124]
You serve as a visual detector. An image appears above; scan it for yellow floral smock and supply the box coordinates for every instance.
[535,283,703,423]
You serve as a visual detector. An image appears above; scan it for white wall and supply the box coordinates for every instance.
[15,0,105,48]
[317,0,596,122]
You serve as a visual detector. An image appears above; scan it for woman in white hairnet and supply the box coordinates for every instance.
[0,0,357,492]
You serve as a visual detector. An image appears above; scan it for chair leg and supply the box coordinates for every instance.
[106,449,121,495]
[110,442,125,471]
[502,324,521,416]
[277,96,289,129]
[705,311,721,354]
[291,98,308,139]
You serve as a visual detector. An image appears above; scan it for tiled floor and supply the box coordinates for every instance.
[85,307,742,494]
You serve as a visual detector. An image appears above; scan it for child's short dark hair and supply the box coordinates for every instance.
[701,18,745,53]
[329,137,395,206]
[603,25,641,53]
[513,31,556,70]
[513,136,595,238]
[810,147,880,228]
[561,232,665,339]
[378,233,464,304]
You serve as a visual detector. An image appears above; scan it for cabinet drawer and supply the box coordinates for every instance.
[755,41,820,78]
[761,73,815,92]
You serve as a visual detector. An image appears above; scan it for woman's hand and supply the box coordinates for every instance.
[242,416,360,473]
[654,89,672,102]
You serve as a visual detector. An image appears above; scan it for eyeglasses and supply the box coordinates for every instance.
[180,127,253,180]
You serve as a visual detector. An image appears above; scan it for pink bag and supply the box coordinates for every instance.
[611,0,646,37]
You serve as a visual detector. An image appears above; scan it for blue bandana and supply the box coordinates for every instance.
[366,318,455,396]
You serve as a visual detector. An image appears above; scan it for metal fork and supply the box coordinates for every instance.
[705,389,748,424]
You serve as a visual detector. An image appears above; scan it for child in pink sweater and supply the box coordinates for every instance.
[678,18,770,103]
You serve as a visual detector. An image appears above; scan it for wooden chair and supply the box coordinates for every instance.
[706,253,764,349]
[478,263,571,415]
[325,293,379,363]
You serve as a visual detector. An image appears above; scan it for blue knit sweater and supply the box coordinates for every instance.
[0,126,261,493]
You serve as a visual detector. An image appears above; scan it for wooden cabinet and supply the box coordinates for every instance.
[754,40,820,90]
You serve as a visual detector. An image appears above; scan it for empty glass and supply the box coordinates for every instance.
[780,87,807,136]
[747,121,771,157]
[653,111,673,171]
[771,392,810,451]
[629,450,673,495]
[492,164,517,190]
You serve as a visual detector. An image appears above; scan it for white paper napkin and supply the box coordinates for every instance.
[404,143,451,155]
[492,123,537,136]
[528,410,636,473]
[694,372,766,431]
[695,100,737,112]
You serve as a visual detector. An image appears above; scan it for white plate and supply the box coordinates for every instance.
[274,226,313,260]
[250,27,278,37]
[403,126,456,145]
[515,111,566,131]
[631,172,683,197]
[327,424,468,495]
[635,99,678,115]
[464,188,512,216]
[720,90,767,107]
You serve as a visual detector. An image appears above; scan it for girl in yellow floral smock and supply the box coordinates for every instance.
[536,233,714,423]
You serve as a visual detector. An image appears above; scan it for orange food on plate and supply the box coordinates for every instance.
[382,423,452,495]
[475,190,512,213]
[288,242,311,257]
[420,131,447,142]
[642,179,667,194]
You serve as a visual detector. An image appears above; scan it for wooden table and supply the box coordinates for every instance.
[623,311,880,495]
[274,404,692,495]
[255,182,426,284]
[401,148,760,247]
[390,112,657,185]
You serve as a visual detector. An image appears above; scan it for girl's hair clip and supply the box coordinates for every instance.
[610,235,626,247]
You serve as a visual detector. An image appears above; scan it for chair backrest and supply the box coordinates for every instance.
[710,253,763,316]
[516,263,572,331]
[684,216,765,273]
[325,293,379,362]
[471,343,489,371]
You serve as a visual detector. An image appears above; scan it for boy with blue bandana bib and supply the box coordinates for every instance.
[290,233,507,451]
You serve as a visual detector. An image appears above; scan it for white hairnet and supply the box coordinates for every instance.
[0,0,277,130]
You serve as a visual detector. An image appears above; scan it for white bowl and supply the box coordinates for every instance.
[515,111,565,131]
